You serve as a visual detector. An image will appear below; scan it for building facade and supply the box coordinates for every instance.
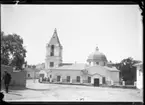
[134,62,143,89]
[25,67,40,79]
[39,29,120,86]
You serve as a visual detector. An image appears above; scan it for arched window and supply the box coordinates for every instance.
[50,45,54,56]
[57,75,61,82]
[67,76,71,82]
[88,76,91,83]
[50,62,54,67]
[76,76,80,82]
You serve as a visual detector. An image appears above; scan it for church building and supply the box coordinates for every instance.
[39,29,120,86]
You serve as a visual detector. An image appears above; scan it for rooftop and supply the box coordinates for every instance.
[52,63,89,70]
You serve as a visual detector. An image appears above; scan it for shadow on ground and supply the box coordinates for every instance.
[9,86,27,90]
[1,85,51,91]
[6,92,22,96]
[25,88,51,91]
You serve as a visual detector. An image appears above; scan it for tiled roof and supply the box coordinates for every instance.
[52,63,89,70]
[59,63,73,66]
[133,62,143,66]
[103,66,120,72]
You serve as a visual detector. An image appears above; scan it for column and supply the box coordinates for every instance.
[81,77,83,84]
[70,78,72,83]
[122,81,125,86]
[60,76,62,82]
[111,80,114,86]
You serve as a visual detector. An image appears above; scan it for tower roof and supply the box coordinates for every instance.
[48,28,62,47]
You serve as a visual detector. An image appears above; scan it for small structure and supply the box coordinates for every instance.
[133,62,143,89]
[24,66,40,79]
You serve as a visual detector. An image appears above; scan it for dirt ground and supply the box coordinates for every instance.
[1,79,143,102]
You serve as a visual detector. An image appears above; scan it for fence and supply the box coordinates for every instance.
[1,65,26,88]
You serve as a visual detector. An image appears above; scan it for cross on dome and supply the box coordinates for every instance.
[96,45,99,51]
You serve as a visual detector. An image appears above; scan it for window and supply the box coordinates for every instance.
[57,76,61,82]
[96,62,99,65]
[50,52,54,56]
[88,77,91,83]
[76,76,80,82]
[67,76,70,82]
[28,74,30,77]
[50,62,54,67]
[50,45,54,56]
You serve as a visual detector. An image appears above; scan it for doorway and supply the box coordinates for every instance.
[94,78,99,86]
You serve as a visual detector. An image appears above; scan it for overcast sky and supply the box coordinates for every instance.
[1,5,143,65]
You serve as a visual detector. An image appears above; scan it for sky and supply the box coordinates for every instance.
[1,5,143,65]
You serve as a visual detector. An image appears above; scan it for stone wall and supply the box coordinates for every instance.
[1,65,26,88]
[10,71,26,87]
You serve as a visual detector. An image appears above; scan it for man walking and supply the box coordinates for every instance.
[2,71,12,93]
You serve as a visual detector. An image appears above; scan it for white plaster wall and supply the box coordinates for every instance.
[46,57,62,68]
[137,66,143,89]
[109,71,120,83]
[26,71,39,79]
[87,66,109,77]
[26,71,34,79]
[48,70,82,81]
[87,66,119,84]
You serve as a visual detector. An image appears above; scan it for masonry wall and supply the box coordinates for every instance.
[1,65,26,87]
[10,71,26,87]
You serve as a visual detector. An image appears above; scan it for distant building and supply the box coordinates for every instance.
[36,63,45,70]
[39,29,120,86]
[133,62,143,89]
[25,66,40,79]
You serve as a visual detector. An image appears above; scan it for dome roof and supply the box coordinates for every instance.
[87,46,107,62]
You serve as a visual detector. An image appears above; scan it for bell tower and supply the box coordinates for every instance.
[45,28,63,69]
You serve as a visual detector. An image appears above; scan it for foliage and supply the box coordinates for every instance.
[1,31,27,70]
[113,57,141,84]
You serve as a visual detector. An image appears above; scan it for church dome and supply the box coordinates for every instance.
[87,46,107,62]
